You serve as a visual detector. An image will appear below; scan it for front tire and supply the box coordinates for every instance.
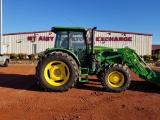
[4,60,9,67]
[36,51,78,92]
[102,64,131,92]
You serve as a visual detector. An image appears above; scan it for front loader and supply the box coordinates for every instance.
[35,26,160,92]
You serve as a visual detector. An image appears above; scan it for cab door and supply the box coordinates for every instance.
[69,31,87,66]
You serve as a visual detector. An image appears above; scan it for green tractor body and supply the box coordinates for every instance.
[36,26,160,92]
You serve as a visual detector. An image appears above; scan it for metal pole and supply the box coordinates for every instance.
[0,0,2,54]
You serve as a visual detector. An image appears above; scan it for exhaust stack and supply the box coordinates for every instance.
[90,27,97,71]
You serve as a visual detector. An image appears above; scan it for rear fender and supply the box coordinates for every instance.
[44,48,81,66]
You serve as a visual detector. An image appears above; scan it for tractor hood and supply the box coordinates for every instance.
[89,46,114,53]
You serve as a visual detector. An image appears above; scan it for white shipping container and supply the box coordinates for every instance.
[2,29,152,55]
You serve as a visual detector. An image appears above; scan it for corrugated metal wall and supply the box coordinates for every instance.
[3,31,55,54]
[94,30,152,55]
[2,30,152,55]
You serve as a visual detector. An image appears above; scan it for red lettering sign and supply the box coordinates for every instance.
[39,36,42,41]
[27,36,32,40]
[27,36,36,41]
[96,37,132,41]
[119,37,123,41]
[27,36,54,41]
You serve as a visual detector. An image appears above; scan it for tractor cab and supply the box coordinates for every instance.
[52,27,89,66]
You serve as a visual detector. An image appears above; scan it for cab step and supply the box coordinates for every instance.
[79,67,89,82]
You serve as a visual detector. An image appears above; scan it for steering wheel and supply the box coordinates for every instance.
[78,48,86,53]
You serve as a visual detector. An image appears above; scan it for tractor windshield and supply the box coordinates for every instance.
[54,31,68,48]
[54,31,86,51]
[54,31,87,65]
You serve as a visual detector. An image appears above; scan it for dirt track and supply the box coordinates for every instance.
[0,65,160,120]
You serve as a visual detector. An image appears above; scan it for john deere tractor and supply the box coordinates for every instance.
[36,26,160,92]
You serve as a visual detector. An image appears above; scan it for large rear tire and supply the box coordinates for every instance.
[36,51,79,92]
[102,64,131,92]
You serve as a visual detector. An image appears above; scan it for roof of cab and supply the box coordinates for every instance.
[51,26,87,32]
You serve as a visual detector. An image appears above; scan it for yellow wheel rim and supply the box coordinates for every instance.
[108,71,125,88]
[44,61,70,86]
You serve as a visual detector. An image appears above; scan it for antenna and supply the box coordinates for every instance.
[67,18,81,27]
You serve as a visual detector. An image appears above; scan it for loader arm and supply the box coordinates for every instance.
[116,48,160,86]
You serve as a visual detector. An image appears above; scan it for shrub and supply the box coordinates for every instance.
[28,54,36,60]
[18,53,27,60]
[152,54,160,62]
[3,53,10,57]
[10,53,18,59]
[143,54,152,61]
[155,62,160,66]
[38,54,44,60]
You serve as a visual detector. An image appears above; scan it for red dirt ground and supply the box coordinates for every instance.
[0,65,160,120]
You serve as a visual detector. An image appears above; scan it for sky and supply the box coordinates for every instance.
[2,0,160,44]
